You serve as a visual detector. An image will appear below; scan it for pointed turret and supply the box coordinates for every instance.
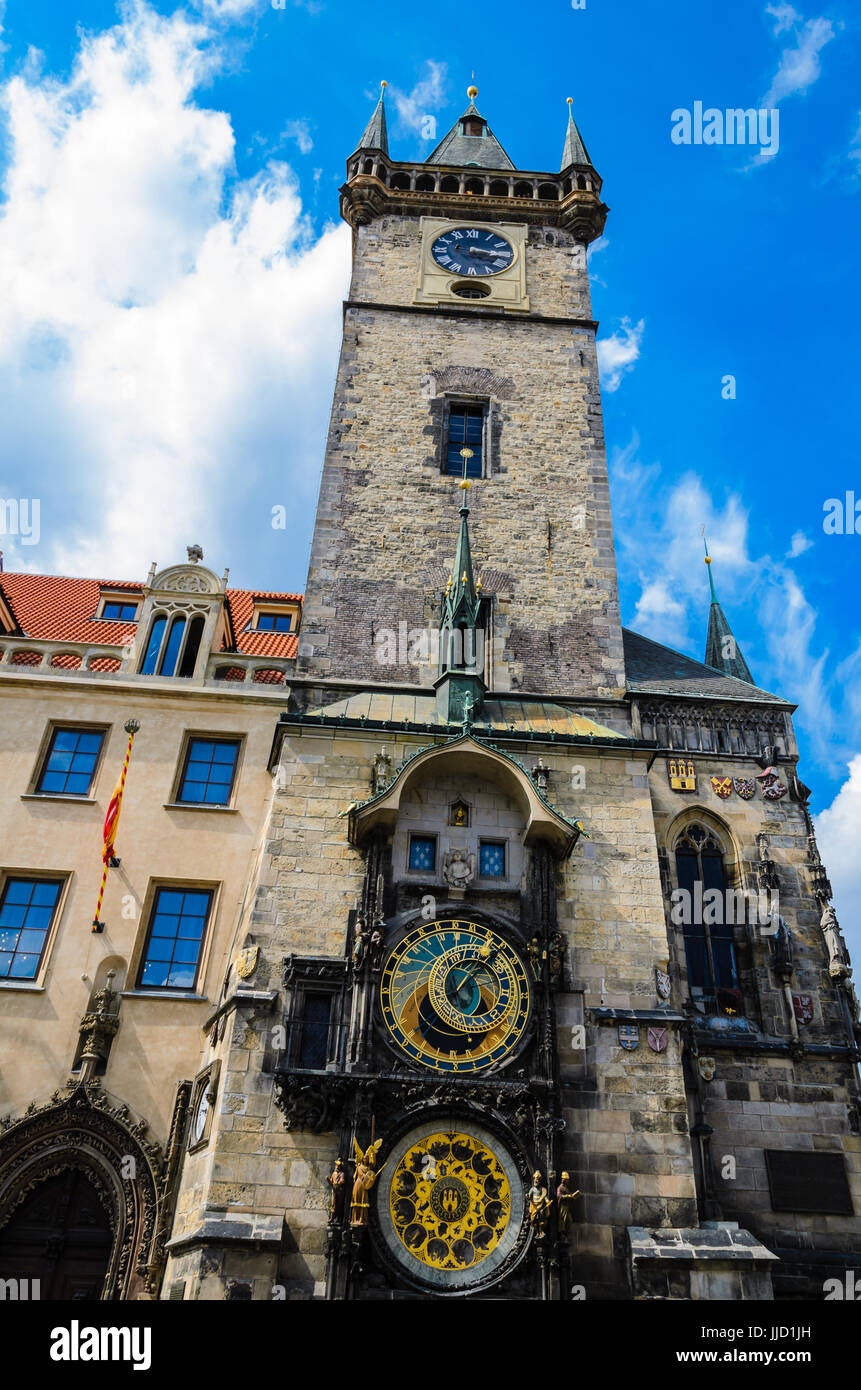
[425,86,515,171]
[435,453,486,727]
[355,81,388,155]
[702,534,754,684]
[560,95,592,170]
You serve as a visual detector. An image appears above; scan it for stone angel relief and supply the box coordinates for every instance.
[350,1138,385,1226]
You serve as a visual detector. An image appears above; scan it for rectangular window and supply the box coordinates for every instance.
[298,993,332,1069]
[0,877,61,979]
[256,613,292,632]
[138,887,212,991]
[446,404,484,476]
[102,601,139,621]
[177,738,240,805]
[409,836,437,872]
[37,727,105,796]
[479,841,506,878]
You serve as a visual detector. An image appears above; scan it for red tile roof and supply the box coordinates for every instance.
[0,573,301,660]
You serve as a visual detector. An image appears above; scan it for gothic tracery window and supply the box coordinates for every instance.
[674,823,742,1016]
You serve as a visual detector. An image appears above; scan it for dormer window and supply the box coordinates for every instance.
[96,591,141,622]
[250,600,301,634]
[139,611,206,678]
[257,612,292,633]
[462,117,485,137]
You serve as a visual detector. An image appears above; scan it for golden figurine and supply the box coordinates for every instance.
[556,1171,581,1236]
[350,1138,384,1226]
[527,1170,552,1237]
[327,1156,346,1222]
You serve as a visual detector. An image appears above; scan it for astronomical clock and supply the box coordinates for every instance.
[277,786,574,1300]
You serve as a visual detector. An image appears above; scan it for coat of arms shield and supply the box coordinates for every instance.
[655,967,671,1002]
[698,1056,716,1082]
[647,1026,668,1053]
[792,993,814,1025]
[710,776,733,799]
[733,777,757,800]
[235,945,259,981]
[618,1024,639,1051]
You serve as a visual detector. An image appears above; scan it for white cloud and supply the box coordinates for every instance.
[282,118,313,153]
[766,2,800,34]
[195,0,263,17]
[0,1,351,581]
[388,61,447,136]
[815,754,861,962]
[596,317,644,393]
[786,529,813,557]
[763,11,836,106]
[849,113,861,180]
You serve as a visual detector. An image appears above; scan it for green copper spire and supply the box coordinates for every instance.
[356,81,388,155]
[703,532,754,684]
[560,95,592,171]
[434,450,486,725]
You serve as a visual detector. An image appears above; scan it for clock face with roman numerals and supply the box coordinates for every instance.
[380,918,531,1073]
[431,227,514,277]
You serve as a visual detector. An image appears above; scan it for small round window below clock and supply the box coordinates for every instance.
[451,281,490,299]
[377,1123,526,1293]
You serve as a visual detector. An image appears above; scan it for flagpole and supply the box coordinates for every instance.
[92,718,141,933]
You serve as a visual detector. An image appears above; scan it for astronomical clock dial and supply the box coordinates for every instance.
[379,918,530,1073]
[377,1124,526,1293]
[430,227,514,277]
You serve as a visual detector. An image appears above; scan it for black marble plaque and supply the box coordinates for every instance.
[765,1150,854,1214]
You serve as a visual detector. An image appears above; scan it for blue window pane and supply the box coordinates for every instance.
[3,882,32,904]
[409,837,436,872]
[257,613,291,631]
[49,751,74,773]
[159,616,186,677]
[10,954,39,978]
[66,774,91,795]
[180,783,206,804]
[140,615,166,674]
[139,887,210,990]
[179,739,238,805]
[52,730,78,751]
[77,732,103,753]
[168,965,196,989]
[212,743,237,763]
[479,843,505,878]
[103,601,138,621]
[0,877,59,977]
[446,408,484,477]
[40,772,66,793]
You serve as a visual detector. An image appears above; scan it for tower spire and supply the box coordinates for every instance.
[560,95,592,171]
[424,84,515,170]
[435,451,486,726]
[702,530,754,684]
[355,81,388,156]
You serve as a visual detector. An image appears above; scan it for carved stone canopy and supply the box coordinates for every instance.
[350,734,580,857]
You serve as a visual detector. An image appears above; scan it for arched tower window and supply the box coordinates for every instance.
[139,614,167,675]
[674,823,741,1016]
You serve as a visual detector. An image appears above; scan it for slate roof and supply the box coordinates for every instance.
[425,102,515,171]
[0,573,300,659]
[623,628,791,707]
[560,101,592,170]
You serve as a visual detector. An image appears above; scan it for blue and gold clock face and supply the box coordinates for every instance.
[431,227,514,277]
[380,919,530,1073]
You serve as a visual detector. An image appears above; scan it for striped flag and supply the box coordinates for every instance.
[102,776,124,864]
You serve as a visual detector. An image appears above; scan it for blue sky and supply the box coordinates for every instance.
[0,0,858,944]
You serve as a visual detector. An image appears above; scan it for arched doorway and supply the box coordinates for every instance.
[0,1169,113,1299]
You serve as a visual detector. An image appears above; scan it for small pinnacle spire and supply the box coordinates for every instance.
[560,94,592,171]
[702,528,754,684]
[355,81,388,156]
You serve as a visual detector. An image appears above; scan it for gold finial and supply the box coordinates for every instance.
[461,570,468,584]
[467,84,478,100]
[567,96,573,106]
[381,80,388,90]
[476,577,483,591]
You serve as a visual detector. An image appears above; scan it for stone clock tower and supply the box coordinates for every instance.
[159,85,861,1304]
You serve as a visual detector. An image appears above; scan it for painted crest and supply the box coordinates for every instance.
[698,1056,716,1082]
[757,767,788,801]
[792,993,814,1025]
[618,1024,639,1051]
[655,967,671,1002]
[235,945,259,981]
[733,777,757,800]
[647,1026,668,1053]
[667,757,696,792]
[710,776,733,799]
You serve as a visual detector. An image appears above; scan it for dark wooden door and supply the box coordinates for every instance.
[0,1169,113,1299]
